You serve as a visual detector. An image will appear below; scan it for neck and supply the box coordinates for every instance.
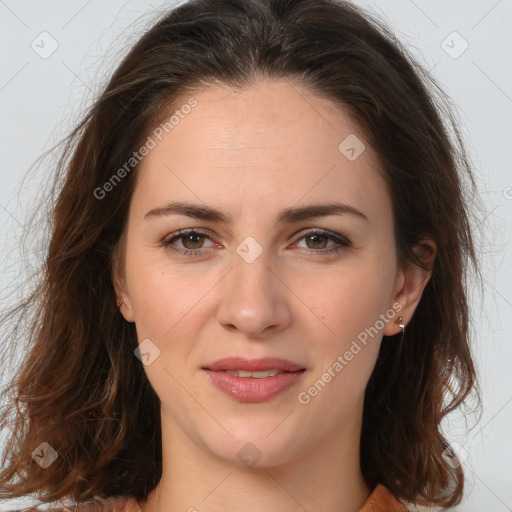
[139,400,371,512]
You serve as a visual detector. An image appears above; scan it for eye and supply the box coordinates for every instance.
[292,228,350,254]
[162,229,215,256]
[161,228,350,257]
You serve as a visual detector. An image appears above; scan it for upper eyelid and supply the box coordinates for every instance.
[165,227,349,246]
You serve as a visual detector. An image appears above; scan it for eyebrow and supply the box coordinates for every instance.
[144,201,369,224]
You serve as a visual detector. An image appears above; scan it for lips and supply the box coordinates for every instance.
[202,357,305,373]
[202,357,306,403]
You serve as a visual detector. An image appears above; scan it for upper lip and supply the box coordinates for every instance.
[202,357,305,372]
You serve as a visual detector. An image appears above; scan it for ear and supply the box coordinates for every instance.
[113,276,136,323]
[111,237,136,323]
[383,239,437,336]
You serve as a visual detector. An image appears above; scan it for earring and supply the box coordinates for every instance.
[395,316,405,331]
[118,298,125,308]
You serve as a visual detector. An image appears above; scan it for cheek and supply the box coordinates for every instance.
[126,260,203,408]
[297,271,391,419]
[124,246,222,390]
[125,243,210,337]
[303,259,394,344]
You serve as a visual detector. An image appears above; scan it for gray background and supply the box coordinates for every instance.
[0,1,511,511]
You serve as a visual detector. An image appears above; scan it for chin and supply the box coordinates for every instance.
[197,422,305,469]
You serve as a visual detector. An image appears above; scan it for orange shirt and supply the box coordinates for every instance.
[17,483,407,511]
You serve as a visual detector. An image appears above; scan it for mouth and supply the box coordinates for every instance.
[202,357,306,403]
[213,369,298,378]
[202,356,305,373]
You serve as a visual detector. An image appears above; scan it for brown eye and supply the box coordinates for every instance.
[180,233,206,249]
[163,229,215,255]
[294,229,350,254]
[304,234,329,249]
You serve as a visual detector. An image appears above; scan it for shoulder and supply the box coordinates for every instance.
[11,495,140,512]
[360,483,409,512]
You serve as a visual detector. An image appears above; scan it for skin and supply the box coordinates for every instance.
[114,79,435,512]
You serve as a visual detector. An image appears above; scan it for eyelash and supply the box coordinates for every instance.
[161,228,350,257]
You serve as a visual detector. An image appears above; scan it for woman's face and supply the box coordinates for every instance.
[115,79,425,467]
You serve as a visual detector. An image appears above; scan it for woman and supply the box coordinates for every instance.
[0,0,482,510]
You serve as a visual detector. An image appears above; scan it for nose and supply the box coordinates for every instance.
[215,244,292,338]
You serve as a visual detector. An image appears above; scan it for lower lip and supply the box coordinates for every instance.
[203,370,306,403]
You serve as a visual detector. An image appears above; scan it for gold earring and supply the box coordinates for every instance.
[118,298,125,308]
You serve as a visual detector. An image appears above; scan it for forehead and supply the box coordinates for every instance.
[151,79,366,161]
[132,79,392,227]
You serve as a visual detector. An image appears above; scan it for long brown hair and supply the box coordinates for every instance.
[0,0,483,509]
